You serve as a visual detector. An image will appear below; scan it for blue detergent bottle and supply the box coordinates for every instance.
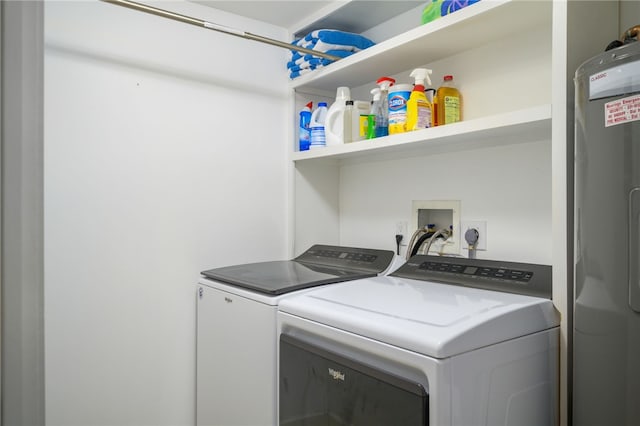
[299,102,312,151]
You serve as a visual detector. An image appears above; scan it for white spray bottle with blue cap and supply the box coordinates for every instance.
[367,88,381,139]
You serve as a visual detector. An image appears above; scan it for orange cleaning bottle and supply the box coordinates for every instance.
[435,75,462,126]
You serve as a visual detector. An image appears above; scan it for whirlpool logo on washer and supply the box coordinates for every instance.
[328,367,345,381]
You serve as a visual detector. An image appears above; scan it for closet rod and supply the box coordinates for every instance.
[101,0,342,61]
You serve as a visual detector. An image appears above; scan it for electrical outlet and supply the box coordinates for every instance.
[461,221,487,250]
[395,221,408,246]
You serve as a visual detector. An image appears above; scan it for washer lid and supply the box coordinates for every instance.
[278,276,559,358]
[201,260,377,295]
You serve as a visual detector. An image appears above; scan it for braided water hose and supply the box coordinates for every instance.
[622,25,640,43]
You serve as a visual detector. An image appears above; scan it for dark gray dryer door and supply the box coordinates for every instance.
[279,334,428,426]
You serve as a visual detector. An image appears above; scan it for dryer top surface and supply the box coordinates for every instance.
[278,275,559,358]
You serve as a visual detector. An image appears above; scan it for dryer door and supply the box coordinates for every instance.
[279,334,428,426]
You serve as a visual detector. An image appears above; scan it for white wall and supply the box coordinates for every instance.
[621,1,640,36]
[339,139,552,264]
[44,1,289,425]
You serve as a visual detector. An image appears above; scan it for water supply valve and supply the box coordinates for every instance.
[464,228,480,259]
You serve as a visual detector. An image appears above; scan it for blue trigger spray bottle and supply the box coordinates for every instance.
[375,76,395,137]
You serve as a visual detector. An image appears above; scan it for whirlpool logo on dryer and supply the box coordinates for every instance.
[328,367,345,381]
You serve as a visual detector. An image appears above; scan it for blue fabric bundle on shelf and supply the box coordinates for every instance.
[288,29,375,79]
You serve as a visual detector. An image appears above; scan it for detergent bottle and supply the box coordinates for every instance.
[341,100,367,143]
[406,68,433,131]
[325,87,351,146]
[298,101,312,151]
[435,75,462,125]
[375,77,395,137]
[309,102,328,149]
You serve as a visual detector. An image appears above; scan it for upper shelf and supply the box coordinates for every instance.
[290,0,552,93]
[291,104,552,165]
[292,1,424,39]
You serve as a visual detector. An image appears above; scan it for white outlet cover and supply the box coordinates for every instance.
[395,221,409,246]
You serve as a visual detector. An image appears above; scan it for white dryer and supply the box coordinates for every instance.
[196,245,396,426]
[278,255,560,426]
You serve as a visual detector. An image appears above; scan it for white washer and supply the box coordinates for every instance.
[278,255,560,426]
[196,245,397,426]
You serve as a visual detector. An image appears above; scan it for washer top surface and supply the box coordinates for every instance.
[200,245,395,296]
[201,260,374,295]
[279,256,559,358]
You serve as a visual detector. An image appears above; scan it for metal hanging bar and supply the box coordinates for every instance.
[100,0,342,61]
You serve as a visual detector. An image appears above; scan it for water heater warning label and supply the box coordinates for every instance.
[605,94,640,127]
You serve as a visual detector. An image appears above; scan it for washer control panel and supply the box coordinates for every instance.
[297,245,395,273]
[312,249,379,264]
[393,255,551,299]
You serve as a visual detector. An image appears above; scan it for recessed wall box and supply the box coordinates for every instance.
[410,200,461,255]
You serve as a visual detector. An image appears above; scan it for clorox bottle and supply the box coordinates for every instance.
[406,68,433,131]
[309,102,328,149]
[388,83,412,134]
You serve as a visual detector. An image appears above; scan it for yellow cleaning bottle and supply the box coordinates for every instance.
[406,68,433,131]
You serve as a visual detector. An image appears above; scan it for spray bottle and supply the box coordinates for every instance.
[375,77,395,137]
[406,68,433,131]
[298,102,312,151]
[367,88,381,139]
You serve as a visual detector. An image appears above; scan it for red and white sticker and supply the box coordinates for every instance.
[605,94,640,127]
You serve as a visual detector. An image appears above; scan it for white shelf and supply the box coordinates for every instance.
[290,0,552,94]
[291,1,424,39]
[292,104,551,165]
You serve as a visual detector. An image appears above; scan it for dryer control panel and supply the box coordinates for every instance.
[392,255,552,299]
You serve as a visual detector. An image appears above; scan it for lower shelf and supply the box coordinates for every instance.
[291,104,552,165]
